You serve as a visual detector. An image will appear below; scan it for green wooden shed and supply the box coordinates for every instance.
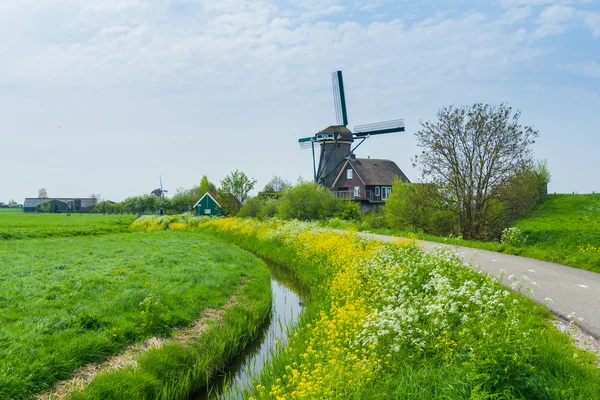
[194,192,222,216]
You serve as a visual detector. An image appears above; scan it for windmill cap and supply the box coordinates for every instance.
[320,125,353,141]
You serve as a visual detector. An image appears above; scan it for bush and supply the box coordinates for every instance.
[362,210,388,229]
[258,199,278,219]
[337,201,361,221]
[501,226,526,247]
[384,180,454,235]
[237,197,263,218]
[277,182,339,221]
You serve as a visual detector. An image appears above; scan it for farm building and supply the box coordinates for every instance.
[330,156,410,210]
[23,198,97,213]
[193,192,222,216]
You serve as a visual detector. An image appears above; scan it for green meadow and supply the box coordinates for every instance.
[0,208,136,240]
[0,214,271,399]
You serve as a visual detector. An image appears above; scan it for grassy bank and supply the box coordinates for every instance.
[0,210,136,240]
[0,227,271,399]
[145,216,600,399]
[320,194,600,272]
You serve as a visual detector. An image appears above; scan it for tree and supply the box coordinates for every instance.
[199,175,216,195]
[263,176,290,193]
[220,170,256,204]
[414,103,539,240]
[38,188,48,199]
[8,199,17,206]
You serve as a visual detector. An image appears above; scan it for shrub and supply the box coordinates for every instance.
[384,180,454,235]
[277,182,339,221]
[237,197,263,218]
[337,201,361,221]
[501,226,526,247]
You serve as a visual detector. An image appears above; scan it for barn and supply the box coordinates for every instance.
[23,198,98,213]
[330,157,410,209]
[193,192,222,216]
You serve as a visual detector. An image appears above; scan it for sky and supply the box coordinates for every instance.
[1,0,599,203]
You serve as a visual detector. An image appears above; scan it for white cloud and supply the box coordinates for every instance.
[500,7,533,24]
[561,62,600,78]
[583,10,600,37]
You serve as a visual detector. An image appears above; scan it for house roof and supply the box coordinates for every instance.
[193,192,221,208]
[332,158,410,187]
[23,198,97,208]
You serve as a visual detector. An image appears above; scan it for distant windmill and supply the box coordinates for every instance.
[298,71,405,187]
[151,175,168,197]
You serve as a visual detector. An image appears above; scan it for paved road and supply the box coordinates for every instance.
[361,232,600,338]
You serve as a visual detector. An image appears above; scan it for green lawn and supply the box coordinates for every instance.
[0,221,270,399]
[0,209,136,240]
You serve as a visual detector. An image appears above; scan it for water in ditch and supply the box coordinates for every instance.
[194,264,305,400]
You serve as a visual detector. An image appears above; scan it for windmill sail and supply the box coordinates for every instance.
[353,119,405,136]
[332,71,348,126]
[298,136,314,149]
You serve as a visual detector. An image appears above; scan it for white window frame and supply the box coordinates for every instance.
[204,209,212,215]
[347,169,353,180]
[354,186,360,197]
[382,186,392,200]
[375,186,380,197]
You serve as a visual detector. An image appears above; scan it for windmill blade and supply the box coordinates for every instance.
[332,71,348,126]
[160,175,163,190]
[298,136,315,149]
[353,119,405,137]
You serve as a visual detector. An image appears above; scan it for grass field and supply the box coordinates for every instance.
[0,214,271,399]
[0,208,136,240]
[141,216,600,399]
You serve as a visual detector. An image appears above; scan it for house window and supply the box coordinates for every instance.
[354,186,360,197]
[382,186,392,200]
[204,209,211,215]
[347,169,353,180]
[375,186,380,197]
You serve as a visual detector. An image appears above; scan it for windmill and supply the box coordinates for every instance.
[151,175,168,197]
[298,71,405,188]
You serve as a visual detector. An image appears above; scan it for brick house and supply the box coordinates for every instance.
[330,156,410,210]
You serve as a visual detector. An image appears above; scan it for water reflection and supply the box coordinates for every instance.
[217,278,302,399]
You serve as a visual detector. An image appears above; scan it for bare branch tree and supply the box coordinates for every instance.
[414,103,539,239]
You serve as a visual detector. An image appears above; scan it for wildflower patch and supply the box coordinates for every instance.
[142,216,600,399]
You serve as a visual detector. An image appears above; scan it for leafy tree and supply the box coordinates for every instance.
[220,170,256,204]
[170,187,198,213]
[414,103,539,240]
[263,176,290,193]
[8,199,17,206]
[199,175,216,195]
[38,188,48,199]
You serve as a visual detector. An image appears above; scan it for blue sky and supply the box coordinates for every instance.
[1,0,599,202]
